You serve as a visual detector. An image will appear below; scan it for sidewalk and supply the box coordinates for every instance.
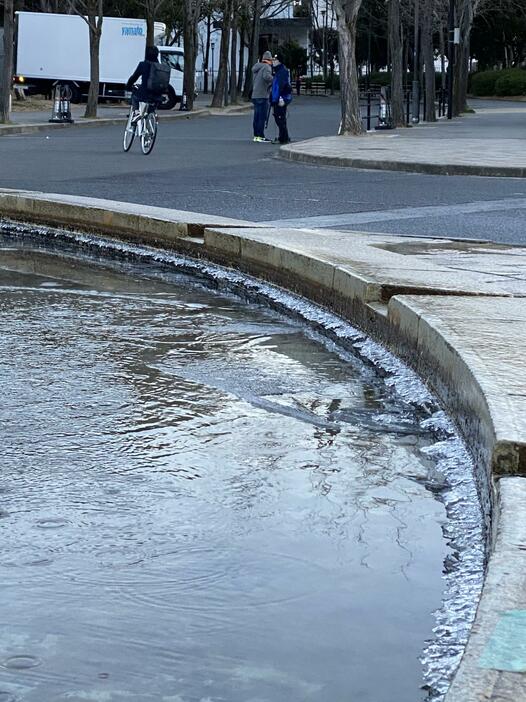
[280,100,526,177]
[0,93,250,136]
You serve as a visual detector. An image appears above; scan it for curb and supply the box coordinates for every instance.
[279,145,526,178]
[0,189,262,241]
[0,103,251,137]
[0,190,525,701]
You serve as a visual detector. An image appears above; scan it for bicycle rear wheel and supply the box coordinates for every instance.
[140,112,157,155]
[123,110,136,152]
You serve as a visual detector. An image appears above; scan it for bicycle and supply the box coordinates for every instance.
[123,98,158,155]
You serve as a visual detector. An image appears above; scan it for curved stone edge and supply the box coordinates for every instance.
[279,144,526,179]
[1,190,525,701]
[0,108,212,137]
[445,477,526,701]
[0,189,263,242]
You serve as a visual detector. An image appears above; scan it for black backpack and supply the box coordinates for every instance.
[147,61,171,94]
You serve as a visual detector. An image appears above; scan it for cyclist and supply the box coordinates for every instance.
[126,45,162,121]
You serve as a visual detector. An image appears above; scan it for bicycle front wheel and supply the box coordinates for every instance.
[123,111,136,152]
[140,113,157,155]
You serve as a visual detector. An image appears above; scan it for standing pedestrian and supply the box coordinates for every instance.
[270,53,292,144]
[251,51,273,143]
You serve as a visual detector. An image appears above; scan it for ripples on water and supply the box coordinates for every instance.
[0,228,484,702]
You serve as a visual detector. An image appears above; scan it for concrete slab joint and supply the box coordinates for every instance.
[1,189,526,702]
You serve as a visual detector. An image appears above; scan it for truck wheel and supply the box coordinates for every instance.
[158,86,177,110]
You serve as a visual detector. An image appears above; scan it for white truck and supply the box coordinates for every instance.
[14,12,184,109]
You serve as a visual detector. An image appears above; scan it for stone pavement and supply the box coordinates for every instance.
[281,101,526,177]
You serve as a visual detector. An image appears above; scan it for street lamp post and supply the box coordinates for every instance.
[411,0,420,124]
[447,0,457,119]
[321,9,327,83]
[211,42,215,94]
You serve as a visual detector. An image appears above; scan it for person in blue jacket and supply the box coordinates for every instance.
[270,54,292,144]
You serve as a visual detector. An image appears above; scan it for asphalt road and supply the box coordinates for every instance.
[2,96,526,244]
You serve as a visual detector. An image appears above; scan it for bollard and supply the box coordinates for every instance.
[375,86,393,130]
[366,91,372,131]
[411,79,420,124]
[179,93,188,111]
[49,84,74,124]
[438,88,447,118]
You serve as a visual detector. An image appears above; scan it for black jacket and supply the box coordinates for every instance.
[126,60,159,102]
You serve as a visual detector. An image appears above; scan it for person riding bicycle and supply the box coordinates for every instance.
[126,45,162,120]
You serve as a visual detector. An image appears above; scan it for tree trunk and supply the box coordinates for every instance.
[453,0,473,115]
[242,0,261,99]
[421,0,436,121]
[85,13,102,119]
[334,0,364,135]
[229,11,238,103]
[237,29,245,93]
[203,14,211,94]
[388,0,405,126]
[0,0,15,124]
[183,0,201,110]
[211,0,232,108]
[440,25,447,90]
[146,14,155,46]
[456,36,470,111]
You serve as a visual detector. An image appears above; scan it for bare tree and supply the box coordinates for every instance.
[242,0,263,99]
[421,0,436,121]
[141,0,167,45]
[211,0,233,107]
[68,0,104,118]
[237,20,247,93]
[229,3,238,102]
[200,7,213,93]
[453,0,477,114]
[439,0,488,115]
[241,0,292,99]
[388,0,405,125]
[0,0,14,124]
[183,0,202,109]
[334,0,365,134]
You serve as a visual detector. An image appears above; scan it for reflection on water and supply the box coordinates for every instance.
[0,244,454,702]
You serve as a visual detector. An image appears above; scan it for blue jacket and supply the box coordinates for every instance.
[270,64,292,105]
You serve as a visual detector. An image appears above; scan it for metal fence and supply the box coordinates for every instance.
[360,85,449,131]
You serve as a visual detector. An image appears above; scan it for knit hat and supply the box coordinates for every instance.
[262,51,273,61]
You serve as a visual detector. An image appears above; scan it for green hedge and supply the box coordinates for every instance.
[470,69,526,96]
[495,70,526,96]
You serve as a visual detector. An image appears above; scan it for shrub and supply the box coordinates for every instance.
[470,70,501,96]
[494,69,526,96]
[470,68,526,96]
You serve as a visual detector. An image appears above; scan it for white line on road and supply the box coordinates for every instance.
[263,197,526,229]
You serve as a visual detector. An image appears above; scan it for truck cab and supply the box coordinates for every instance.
[157,46,184,110]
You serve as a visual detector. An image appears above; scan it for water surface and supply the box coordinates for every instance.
[0,242,452,702]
